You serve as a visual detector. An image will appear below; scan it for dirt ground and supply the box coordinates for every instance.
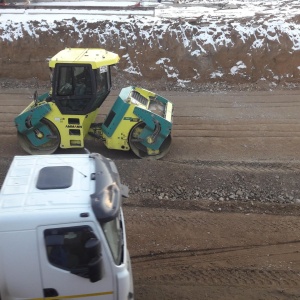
[1,87,300,299]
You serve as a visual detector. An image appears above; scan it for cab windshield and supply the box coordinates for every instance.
[53,64,111,115]
[57,66,92,97]
[101,213,123,265]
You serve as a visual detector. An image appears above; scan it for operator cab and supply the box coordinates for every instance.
[51,64,112,115]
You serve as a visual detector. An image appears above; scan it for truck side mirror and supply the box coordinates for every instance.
[85,238,102,282]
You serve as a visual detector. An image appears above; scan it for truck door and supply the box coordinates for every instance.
[37,223,115,300]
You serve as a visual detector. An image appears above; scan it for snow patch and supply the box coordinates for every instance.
[230,61,247,76]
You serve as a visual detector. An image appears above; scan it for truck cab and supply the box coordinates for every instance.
[0,153,133,300]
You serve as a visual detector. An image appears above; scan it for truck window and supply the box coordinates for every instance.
[101,214,123,265]
[44,226,96,272]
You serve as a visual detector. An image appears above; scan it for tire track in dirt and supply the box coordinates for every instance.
[172,116,300,138]
[132,248,300,299]
[134,267,300,288]
[164,159,300,173]
[125,206,300,296]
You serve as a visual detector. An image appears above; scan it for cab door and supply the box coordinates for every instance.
[37,223,115,300]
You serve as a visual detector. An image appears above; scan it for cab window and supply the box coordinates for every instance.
[91,66,111,110]
[44,226,96,272]
[57,66,92,96]
[53,64,95,114]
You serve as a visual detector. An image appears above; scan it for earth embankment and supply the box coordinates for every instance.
[1,14,300,89]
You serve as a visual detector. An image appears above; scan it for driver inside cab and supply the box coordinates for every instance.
[75,67,91,96]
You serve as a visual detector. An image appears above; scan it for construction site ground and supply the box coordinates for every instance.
[1,87,300,299]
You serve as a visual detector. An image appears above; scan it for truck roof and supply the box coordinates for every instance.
[49,48,120,69]
[0,153,126,230]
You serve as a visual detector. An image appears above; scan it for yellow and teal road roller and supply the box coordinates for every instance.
[15,48,173,159]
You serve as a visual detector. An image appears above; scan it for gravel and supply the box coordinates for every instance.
[1,76,300,94]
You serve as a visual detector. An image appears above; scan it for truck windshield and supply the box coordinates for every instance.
[101,214,123,265]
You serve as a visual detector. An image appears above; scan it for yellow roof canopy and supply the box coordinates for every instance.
[49,48,120,69]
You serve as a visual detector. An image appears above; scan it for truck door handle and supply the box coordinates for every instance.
[43,288,59,297]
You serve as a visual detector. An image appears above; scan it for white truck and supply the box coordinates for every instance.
[0,153,134,300]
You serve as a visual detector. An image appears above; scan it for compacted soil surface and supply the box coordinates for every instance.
[1,85,300,299]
